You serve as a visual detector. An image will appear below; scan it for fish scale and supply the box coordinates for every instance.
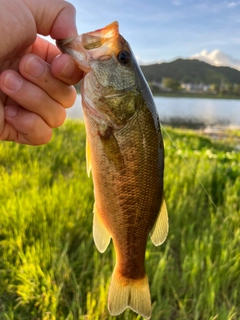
[57,21,168,319]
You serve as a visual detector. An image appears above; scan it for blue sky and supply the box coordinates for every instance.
[66,0,240,68]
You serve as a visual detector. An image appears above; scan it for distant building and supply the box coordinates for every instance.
[181,82,211,92]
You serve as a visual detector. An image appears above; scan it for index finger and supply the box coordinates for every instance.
[29,36,60,64]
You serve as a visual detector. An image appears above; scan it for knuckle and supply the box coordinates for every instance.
[26,116,52,145]
[61,87,77,109]
[53,86,76,108]
[20,54,46,79]
[24,113,43,134]
[48,107,66,128]
[36,130,52,145]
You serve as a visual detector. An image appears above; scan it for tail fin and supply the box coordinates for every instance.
[108,269,152,319]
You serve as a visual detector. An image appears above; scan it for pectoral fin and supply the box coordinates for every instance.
[93,203,111,253]
[150,197,169,246]
[86,137,92,177]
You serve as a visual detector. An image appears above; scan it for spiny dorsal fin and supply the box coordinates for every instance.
[93,203,111,253]
[86,137,92,177]
[150,197,169,246]
[108,269,151,319]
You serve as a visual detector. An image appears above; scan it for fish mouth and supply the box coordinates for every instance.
[56,37,74,49]
[81,21,119,51]
[56,22,121,73]
[56,36,91,73]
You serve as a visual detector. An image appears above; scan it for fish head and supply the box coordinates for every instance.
[57,22,142,128]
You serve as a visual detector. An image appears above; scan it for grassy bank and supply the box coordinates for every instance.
[0,121,239,320]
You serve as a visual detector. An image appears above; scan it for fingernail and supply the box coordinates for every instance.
[25,56,45,77]
[60,59,75,79]
[3,73,23,91]
[5,106,18,118]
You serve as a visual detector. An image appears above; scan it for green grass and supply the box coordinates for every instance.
[0,121,239,320]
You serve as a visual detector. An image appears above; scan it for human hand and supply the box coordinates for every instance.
[0,0,83,145]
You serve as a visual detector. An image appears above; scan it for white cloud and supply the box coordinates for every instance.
[190,49,240,70]
[227,2,236,8]
[226,1,240,8]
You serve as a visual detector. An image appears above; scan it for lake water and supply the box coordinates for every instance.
[67,95,240,129]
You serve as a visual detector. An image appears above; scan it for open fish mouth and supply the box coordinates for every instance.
[56,36,91,73]
[56,22,121,73]
[81,21,119,50]
[56,37,74,47]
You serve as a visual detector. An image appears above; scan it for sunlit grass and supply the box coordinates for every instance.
[0,121,239,319]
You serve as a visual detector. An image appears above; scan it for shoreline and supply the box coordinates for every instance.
[75,88,240,100]
[152,92,240,100]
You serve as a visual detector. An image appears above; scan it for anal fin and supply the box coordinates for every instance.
[93,203,111,253]
[150,197,169,246]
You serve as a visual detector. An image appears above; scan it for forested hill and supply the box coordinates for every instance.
[140,58,240,85]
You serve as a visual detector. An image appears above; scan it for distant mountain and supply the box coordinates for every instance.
[140,58,240,85]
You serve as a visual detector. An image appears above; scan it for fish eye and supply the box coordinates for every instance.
[117,50,131,65]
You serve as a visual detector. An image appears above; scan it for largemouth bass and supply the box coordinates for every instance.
[57,21,168,319]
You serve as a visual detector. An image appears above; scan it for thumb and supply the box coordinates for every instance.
[24,0,78,39]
